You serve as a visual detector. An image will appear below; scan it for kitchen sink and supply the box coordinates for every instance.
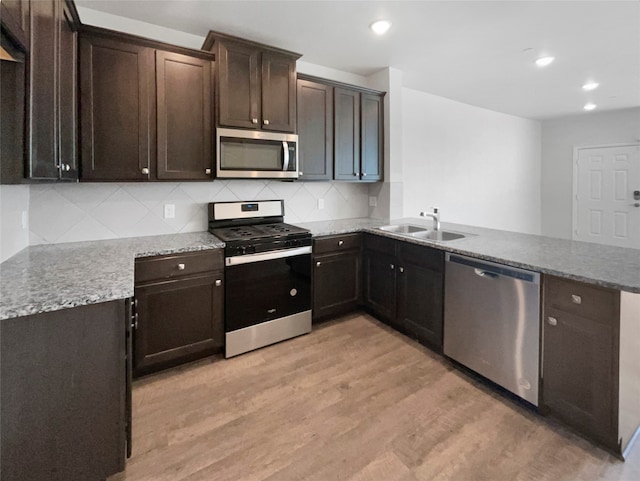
[376,224,472,242]
[377,224,428,234]
[411,230,468,241]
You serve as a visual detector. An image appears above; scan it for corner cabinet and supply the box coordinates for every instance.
[79,26,214,181]
[133,250,224,376]
[363,234,444,350]
[541,276,640,458]
[204,31,300,133]
[312,234,361,321]
[27,0,79,180]
[297,74,385,182]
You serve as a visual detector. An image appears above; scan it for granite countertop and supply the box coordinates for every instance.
[0,232,224,321]
[2,217,638,321]
[298,217,640,294]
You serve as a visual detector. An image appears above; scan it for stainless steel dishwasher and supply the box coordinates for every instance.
[443,253,541,406]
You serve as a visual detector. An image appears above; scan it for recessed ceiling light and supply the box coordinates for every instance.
[370,20,391,35]
[535,56,555,67]
[582,82,599,91]
[584,103,597,111]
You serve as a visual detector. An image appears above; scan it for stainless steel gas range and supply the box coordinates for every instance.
[208,200,312,358]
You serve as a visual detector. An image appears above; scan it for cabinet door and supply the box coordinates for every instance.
[57,0,77,180]
[27,0,58,179]
[360,93,383,181]
[542,277,620,450]
[217,40,260,129]
[363,249,397,327]
[156,50,213,180]
[134,273,224,376]
[297,79,333,180]
[334,87,360,180]
[1,0,30,50]
[79,34,153,181]
[261,51,296,132]
[397,243,443,349]
[313,250,360,321]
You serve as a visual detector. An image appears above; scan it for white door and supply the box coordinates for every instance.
[575,144,640,249]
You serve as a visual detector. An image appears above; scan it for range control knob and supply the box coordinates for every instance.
[239,246,247,255]
[246,245,256,254]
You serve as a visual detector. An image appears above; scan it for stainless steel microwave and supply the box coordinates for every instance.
[216,128,299,179]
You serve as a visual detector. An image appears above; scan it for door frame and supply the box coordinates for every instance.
[572,143,640,241]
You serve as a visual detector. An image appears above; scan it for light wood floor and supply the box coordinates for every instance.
[110,313,640,481]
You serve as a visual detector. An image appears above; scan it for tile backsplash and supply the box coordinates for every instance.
[29,180,370,244]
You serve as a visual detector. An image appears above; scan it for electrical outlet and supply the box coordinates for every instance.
[21,211,28,229]
[163,204,175,219]
[369,196,378,207]
[318,198,325,209]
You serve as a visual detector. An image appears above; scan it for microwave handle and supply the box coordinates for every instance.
[282,141,290,172]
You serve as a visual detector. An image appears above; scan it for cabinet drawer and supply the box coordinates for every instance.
[135,250,224,284]
[543,275,619,325]
[314,233,361,254]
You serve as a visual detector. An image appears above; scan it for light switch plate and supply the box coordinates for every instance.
[369,196,378,207]
[318,198,325,209]
[21,211,28,229]
[164,204,175,219]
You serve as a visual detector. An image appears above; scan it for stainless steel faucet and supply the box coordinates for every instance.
[420,207,440,231]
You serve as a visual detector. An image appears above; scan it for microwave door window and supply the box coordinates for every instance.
[220,139,283,171]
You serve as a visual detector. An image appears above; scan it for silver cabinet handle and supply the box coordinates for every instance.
[263,119,270,125]
[631,202,640,207]
[399,266,404,273]
[571,294,582,305]
[299,172,303,176]
[141,167,149,175]
[177,263,185,270]
[390,264,395,270]
[132,312,138,330]
[215,279,222,287]
[362,172,367,177]
[338,240,344,246]
[65,164,71,171]
[205,168,211,175]
[548,316,558,326]
[353,172,359,176]
[252,118,258,124]
[316,261,321,267]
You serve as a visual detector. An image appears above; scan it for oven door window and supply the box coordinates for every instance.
[220,138,289,171]
[225,254,311,331]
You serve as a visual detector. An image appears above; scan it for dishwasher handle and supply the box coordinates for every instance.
[474,268,499,279]
[446,253,540,284]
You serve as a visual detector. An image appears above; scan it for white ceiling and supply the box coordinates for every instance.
[76,1,640,120]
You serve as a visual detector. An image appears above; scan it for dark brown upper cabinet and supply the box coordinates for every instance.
[203,31,300,133]
[296,78,333,180]
[1,0,30,51]
[297,74,384,183]
[335,87,384,182]
[27,0,80,181]
[79,26,214,182]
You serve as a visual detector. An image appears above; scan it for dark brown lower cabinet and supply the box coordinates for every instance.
[1,300,128,481]
[313,234,361,321]
[134,251,224,376]
[396,242,444,349]
[362,235,397,326]
[542,275,621,451]
[363,234,444,350]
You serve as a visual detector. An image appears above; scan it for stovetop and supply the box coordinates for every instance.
[211,222,309,243]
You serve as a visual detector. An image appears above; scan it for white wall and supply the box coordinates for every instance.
[0,185,29,262]
[541,107,640,239]
[402,88,542,234]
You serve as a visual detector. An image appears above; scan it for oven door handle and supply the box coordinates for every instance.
[226,246,312,266]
